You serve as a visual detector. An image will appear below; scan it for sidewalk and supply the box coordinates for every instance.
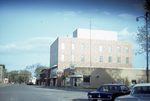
[34,84,96,92]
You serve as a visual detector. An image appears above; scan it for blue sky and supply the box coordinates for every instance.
[0,0,147,72]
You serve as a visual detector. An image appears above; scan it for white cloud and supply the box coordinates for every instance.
[94,22,103,24]
[0,37,56,55]
[118,28,144,58]
[92,26,97,29]
[118,14,136,19]
[118,28,136,41]
[104,11,110,15]
[64,18,68,20]
[64,11,76,16]
[56,11,81,17]
[55,12,61,15]
[77,11,82,13]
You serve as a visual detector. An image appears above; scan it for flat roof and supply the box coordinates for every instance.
[0,64,5,68]
[74,66,148,70]
[102,84,125,86]
[134,83,150,87]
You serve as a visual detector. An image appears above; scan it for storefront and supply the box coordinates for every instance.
[63,66,150,89]
[50,67,57,86]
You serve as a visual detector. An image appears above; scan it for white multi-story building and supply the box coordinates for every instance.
[49,29,132,87]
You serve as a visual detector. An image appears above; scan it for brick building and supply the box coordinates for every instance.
[63,67,150,88]
[49,29,132,87]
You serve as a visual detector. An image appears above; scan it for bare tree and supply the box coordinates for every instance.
[136,0,150,55]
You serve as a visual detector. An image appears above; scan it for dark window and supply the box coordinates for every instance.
[83,75,90,82]
[132,86,150,94]
[120,86,129,91]
[98,86,117,92]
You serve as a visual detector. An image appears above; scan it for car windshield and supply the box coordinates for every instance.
[131,86,150,94]
[97,86,117,92]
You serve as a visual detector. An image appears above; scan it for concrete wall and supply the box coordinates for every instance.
[74,67,150,88]
[73,28,117,41]
[50,38,58,68]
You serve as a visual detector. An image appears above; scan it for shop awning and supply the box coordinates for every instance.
[68,75,83,78]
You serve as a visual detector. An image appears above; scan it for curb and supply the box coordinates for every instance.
[34,85,96,92]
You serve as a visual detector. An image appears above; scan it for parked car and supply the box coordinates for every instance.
[87,84,130,101]
[26,82,34,85]
[8,82,12,84]
[127,85,135,91]
[115,83,150,101]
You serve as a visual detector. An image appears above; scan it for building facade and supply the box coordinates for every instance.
[50,29,132,87]
[0,65,5,84]
[63,67,150,88]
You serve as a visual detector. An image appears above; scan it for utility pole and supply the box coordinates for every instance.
[8,72,9,82]
[146,12,149,83]
[136,12,149,83]
[90,17,92,68]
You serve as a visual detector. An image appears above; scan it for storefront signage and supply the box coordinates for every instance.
[70,65,75,69]
[57,70,63,75]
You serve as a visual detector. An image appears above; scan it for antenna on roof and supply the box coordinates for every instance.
[89,17,92,68]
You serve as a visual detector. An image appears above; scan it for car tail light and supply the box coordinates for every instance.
[107,95,111,99]
[88,95,92,98]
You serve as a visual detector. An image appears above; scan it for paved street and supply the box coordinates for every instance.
[0,84,93,101]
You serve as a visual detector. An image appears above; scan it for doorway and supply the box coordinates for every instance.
[73,78,77,87]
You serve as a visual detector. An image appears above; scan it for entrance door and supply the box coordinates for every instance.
[73,78,77,87]
[53,78,55,86]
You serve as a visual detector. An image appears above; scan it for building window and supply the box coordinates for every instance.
[117,47,120,53]
[61,43,65,50]
[81,55,84,62]
[100,56,103,62]
[83,75,90,82]
[108,46,112,52]
[81,44,84,50]
[72,55,74,62]
[72,44,75,50]
[126,47,129,53]
[100,45,102,52]
[61,55,65,61]
[126,57,129,64]
[117,57,120,63]
[109,56,112,63]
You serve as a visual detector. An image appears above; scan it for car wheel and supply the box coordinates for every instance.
[111,96,115,101]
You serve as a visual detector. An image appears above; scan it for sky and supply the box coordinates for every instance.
[0,0,148,72]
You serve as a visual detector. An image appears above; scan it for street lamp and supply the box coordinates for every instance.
[136,12,149,83]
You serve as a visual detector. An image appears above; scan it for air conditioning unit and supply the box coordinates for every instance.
[95,75,99,78]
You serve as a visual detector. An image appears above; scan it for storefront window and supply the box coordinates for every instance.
[83,75,90,88]
[83,75,90,82]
